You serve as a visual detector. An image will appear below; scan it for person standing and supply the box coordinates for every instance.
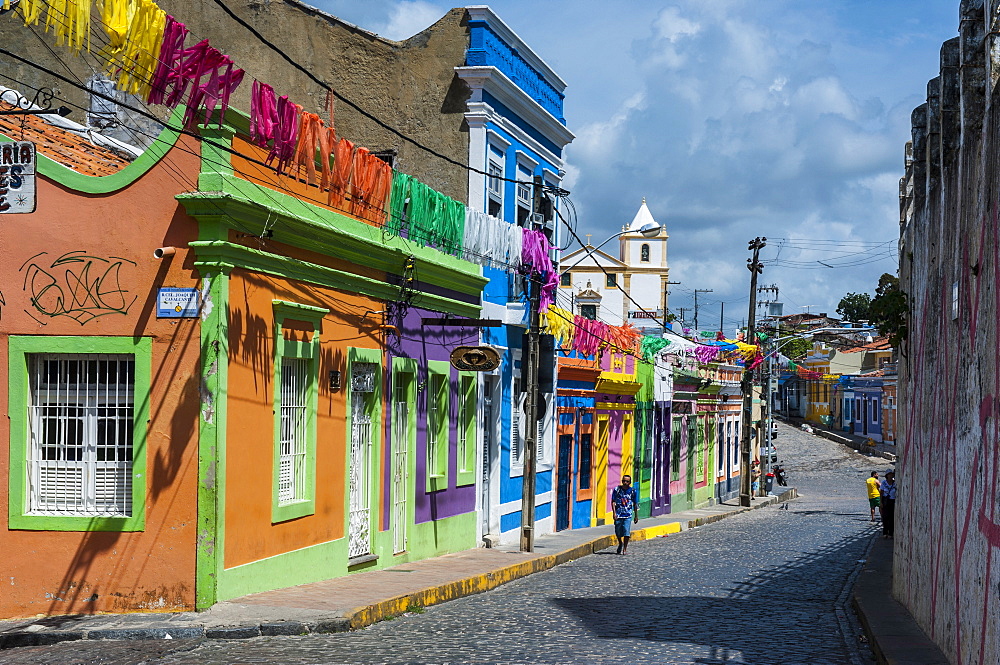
[880,471,897,538]
[866,471,881,522]
[611,474,640,555]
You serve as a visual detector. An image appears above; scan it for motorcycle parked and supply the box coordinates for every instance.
[774,464,788,487]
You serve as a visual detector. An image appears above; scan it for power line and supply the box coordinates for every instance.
[209,0,537,185]
[20,4,539,188]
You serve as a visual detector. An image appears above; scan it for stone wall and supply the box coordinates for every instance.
[897,1,1000,663]
[0,0,471,201]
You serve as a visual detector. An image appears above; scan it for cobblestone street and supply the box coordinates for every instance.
[0,423,886,664]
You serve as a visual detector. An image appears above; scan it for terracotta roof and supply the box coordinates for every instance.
[0,100,133,177]
[841,337,892,354]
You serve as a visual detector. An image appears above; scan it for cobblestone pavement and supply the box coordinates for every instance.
[0,424,885,665]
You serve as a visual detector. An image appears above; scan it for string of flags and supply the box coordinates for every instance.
[11,0,761,370]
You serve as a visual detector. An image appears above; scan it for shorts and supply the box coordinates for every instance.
[869,497,881,508]
[614,517,633,539]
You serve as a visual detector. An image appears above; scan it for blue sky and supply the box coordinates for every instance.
[313,0,957,331]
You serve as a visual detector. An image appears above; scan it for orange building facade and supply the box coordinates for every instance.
[0,113,202,618]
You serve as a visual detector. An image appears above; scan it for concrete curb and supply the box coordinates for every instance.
[852,538,949,665]
[342,488,799,630]
[0,489,798,649]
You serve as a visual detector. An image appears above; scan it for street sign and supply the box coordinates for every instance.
[0,141,36,214]
[449,346,501,372]
[157,288,200,317]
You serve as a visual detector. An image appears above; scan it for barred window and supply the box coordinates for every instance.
[27,355,134,516]
[278,358,310,504]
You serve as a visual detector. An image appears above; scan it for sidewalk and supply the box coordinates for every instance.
[853,537,949,665]
[0,490,797,649]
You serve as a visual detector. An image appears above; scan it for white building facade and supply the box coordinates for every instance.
[557,200,670,332]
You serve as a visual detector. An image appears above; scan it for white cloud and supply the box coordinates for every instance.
[372,1,445,40]
[307,0,952,320]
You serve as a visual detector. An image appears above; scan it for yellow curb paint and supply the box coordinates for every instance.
[342,489,800,631]
[344,536,617,629]
[632,522,683,540]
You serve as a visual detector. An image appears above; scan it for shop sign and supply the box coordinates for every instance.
[0,141,36,214]
[157,287,200,317]
[629,310,660,319]
[450,346,501,372]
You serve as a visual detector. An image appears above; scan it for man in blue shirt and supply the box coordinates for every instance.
[880,470,897,538]
[611,474,640,555]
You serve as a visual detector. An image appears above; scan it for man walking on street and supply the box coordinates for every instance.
[611,474,639,555]
[880,471,897,538]
[866,471,881,522]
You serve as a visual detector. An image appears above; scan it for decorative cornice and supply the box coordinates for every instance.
[464,6,567,91]
[456,67,574,149]
[190,240,481,318]
[176,176,487,300]
[469,102,564,171]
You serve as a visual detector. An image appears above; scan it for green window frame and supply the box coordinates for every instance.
[426,360,450,492]
[271,300,327,523]
[671,418,681,482]
[456,372,477,486]
[697,418,706,482]
[8,336,151,532]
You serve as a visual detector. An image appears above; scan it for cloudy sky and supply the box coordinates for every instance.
[314,0,957,332]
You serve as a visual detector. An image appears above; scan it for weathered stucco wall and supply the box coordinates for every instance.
[0,1,471,201]
[897,1,1000,662]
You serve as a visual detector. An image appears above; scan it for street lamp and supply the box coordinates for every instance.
[559,221,662,274]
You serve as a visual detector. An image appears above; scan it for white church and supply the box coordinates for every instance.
[556,200,671,334]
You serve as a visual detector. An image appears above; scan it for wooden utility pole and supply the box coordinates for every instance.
[693,289,713,330]
[520,176,545,552]
[740,237,766,507]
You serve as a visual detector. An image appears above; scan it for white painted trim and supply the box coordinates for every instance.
[486,129,511,152]
[465,102,565,173]
[499,490,553,516]
[456,66,575,149]
[515,150,539,171]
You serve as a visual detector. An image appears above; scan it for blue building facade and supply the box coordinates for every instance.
[852,376,884,442]
[458,6,574,545]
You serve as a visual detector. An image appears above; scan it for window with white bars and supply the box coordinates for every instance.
[278,358,309,504]
[511,377,523,468]
[427,373,447,479]
[27,355,134,516]
[535,418,544,464]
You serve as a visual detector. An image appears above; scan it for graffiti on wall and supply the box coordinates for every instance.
[903,212,1000,665]
[20,251,137,325]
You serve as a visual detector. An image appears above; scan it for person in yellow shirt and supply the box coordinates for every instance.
[866,471,881,522]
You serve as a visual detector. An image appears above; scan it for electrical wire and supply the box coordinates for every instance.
[8,9,558,277]
[11,12,745,366]
[206,0,538,187]
[0,47,537,278]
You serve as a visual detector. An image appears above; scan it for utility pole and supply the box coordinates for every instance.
[719,302,724,334]
[520,176,545,552]
[693,289,713,330]
[678,307,690,328]
[756,284,779,488]
[740,237,766,507]
[664,281,681,334]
